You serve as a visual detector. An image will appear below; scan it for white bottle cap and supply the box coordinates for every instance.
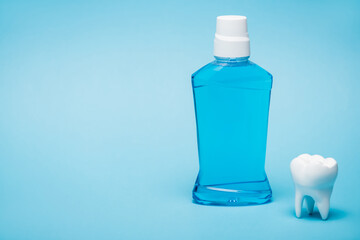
[214,15,250,58]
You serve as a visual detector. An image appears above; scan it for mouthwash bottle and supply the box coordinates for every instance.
[192,15,273,205]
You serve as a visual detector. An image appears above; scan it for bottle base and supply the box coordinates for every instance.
[192,178,272,206]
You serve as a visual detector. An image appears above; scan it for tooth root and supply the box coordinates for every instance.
[295,190,304,218]
[317,198,330,220]
[304,196,315,214]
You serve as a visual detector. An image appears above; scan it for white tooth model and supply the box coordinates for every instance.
[290,154,338,220]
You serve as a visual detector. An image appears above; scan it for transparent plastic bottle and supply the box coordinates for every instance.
[192,16,272,206]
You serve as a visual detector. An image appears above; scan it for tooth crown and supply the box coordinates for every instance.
[290,154,338,220]
[290,154,338,188]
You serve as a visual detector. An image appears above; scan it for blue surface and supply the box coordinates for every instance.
[192,57,272,205]
[0,0,359,239]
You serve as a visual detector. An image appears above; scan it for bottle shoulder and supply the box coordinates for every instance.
[192,60,272,79]
[192,60,272,90]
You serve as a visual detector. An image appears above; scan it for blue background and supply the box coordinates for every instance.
[1,0,360,239]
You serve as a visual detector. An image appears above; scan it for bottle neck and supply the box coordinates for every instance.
[214,56,249,65]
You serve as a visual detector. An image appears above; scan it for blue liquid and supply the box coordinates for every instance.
[192,57,273,206]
